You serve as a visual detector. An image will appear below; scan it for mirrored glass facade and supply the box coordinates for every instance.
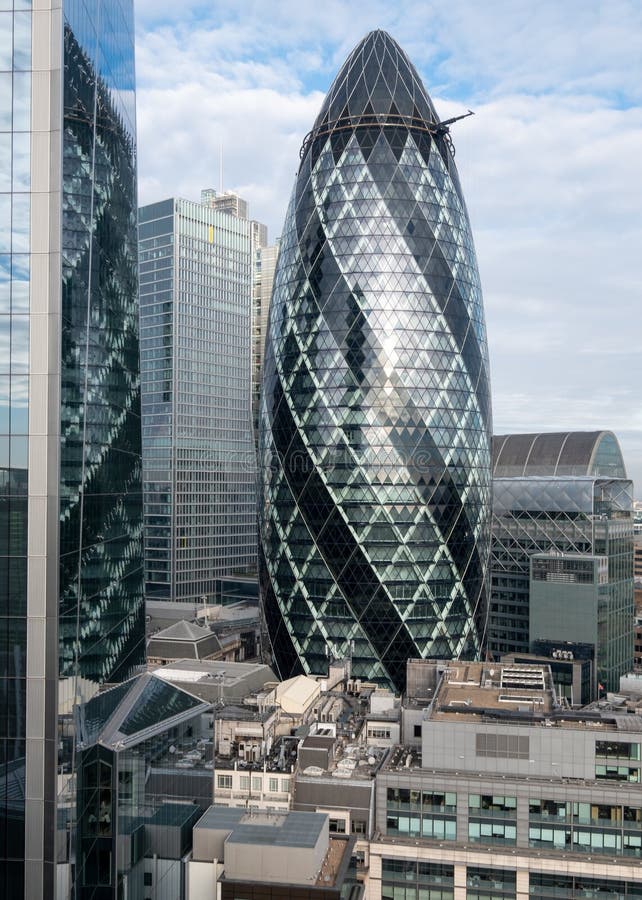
[1,1,144,896]
[59,2,144,686]
[0,3,31,892]
[259,31,492,691]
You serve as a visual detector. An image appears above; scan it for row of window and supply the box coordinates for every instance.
[382,860,515,900]
[530,799,642,824]
[216,774,290,793]
[386,793,642,853]
[382,860,642,899]
[387,789,456,812]
[386,814,456,840]
[329,817,367,835]
[529,824,642,854]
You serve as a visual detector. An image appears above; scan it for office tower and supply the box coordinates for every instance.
[201,188,269,449]
[0,1,145,896]
[258,30,492,691]
[252,240,279,441]
[139,194,263,603]
[372,660,642,899]
[489,431,634,691]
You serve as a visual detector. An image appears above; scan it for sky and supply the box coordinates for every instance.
[135,0,642,494]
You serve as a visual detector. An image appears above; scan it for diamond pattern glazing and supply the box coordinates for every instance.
[259,31,492,690]
[59,11,144,684]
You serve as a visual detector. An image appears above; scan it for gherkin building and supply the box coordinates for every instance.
[259,30,492,691]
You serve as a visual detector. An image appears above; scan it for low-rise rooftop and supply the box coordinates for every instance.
[424,661,642,733]
[150,658,277,703]
[193,806,352,888]
[146,600,259,636]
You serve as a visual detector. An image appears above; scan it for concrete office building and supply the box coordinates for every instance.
[259,30,492,691]
[368,660,642,900]
[488,432,634,691]
[0,2,145,896]
[139,192,266,603]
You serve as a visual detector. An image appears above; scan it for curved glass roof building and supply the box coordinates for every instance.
[492,431,627,478]
[259,31,492,690]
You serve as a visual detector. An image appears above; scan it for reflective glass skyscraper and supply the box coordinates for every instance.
[259,31,492,691]
[0,2,144,896]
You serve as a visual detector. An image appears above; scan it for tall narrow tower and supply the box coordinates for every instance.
[0,2,144,896]
[259,31,492,691]
[139,193,262,603]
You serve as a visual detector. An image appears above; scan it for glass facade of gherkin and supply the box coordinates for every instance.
[259,31,492,691]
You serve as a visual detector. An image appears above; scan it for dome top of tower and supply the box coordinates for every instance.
[313,30,440,130]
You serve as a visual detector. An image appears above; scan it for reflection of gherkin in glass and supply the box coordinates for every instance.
[259,31,492,691]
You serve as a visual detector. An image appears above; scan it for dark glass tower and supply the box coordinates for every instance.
[0,2,144,896]
[259,31,492,691]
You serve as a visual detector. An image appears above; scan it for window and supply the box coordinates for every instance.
[623,833,642,856]
[469,796,517,847]
[467,866,516,898]
[144,873,152,887]
[239,776,249,790]
[469,795,517,815]
[572,829,622,853]
[382,858,454,900]
[468,821,516,845]
[387,788,455,813]
[268,777,279,792]
[529,799,569,819]
[368,726,391,739]
[528,825,571,849]
[329,818,346,833]
[351,819,367,835]
[595,764,640,783]
[422,817,456,840]
[281,778,290,792]
[573,802,621,825]
[413,724,421,738]
[596,741,640,760]
[217,774,232,789]
[251,776,262,791]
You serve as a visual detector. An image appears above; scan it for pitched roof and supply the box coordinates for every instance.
[147,620,223,660]
[77,673,210,749]
[153,620,212,642]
